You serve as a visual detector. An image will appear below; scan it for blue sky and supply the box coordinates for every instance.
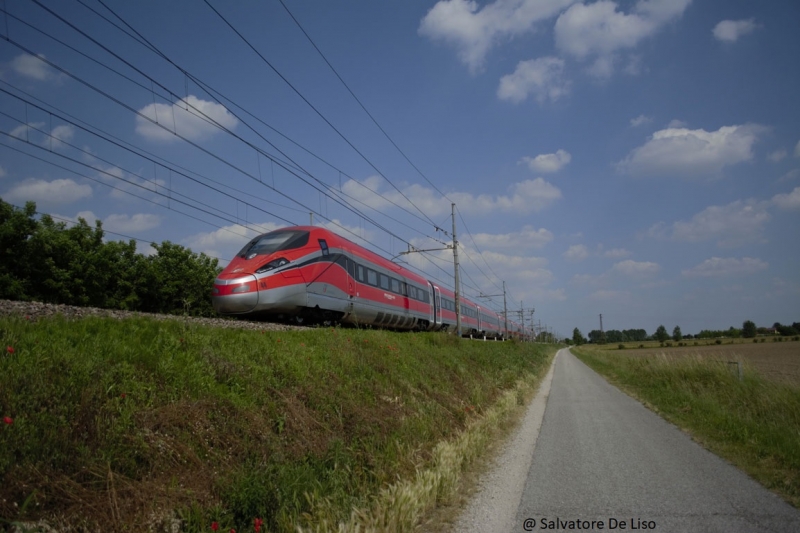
[1,0,798,338]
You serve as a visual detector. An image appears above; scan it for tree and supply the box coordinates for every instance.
[672,325,682,342]
[655,325,669,342]
[742,320,757,338]
[572,327,587,346]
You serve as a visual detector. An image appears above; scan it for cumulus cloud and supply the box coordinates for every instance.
[767,149,787,163]
[630,114,652,127]
[3,178,92,206]
[418,0,575,74]
[497,57,570,104]
[520,149,571,173]
[682,257,768,278]
[618,124,763,178]
[135,95,238,142]
[772,187,800,210]
[563,244,589,262]
[11,53,59,81]
[103,213,162,233]
[712,19,759,42]
[650,199,770,247]
[468,225,554,251]
[340,176,561,217]
[554,0,691,77]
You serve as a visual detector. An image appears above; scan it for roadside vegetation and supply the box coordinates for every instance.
[1,199,221,317]
[0,313,557,532]
[572,344,800,508]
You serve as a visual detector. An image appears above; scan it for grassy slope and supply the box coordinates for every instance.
[0,315,556,531]
[572,346,800,508]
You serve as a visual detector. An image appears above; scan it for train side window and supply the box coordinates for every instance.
[357,265,366,283]
[347,258,356,278]
[401,282,408,296]
[391,278,400,293]
[367,269,377,286]
[379,274,390,290]
[318,239,329,257]
[408,285,416,299]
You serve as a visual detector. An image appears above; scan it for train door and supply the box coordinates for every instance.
[431,283,442,327]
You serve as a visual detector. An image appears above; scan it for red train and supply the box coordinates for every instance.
[212,226,530,339]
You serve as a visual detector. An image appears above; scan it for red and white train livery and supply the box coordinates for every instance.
[212,226,517,338]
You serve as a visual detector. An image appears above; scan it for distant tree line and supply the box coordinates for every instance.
[0,199,222,316]
[571,320,799,345]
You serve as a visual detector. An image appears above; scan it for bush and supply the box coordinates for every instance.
[715,339,722,345]
[618,344,625,350]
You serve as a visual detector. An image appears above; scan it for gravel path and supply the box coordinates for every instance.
[0,299,309,332]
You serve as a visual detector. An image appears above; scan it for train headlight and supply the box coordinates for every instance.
[256,257,289,273]
[231,283,251,293]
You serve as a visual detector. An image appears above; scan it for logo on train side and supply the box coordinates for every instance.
[384,293,396,300]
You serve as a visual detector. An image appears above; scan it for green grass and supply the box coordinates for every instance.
[0,315,556,531]
[572,347,800,507]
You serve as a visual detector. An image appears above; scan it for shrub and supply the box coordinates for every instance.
[715,339,722,345]
[618,344,625,350]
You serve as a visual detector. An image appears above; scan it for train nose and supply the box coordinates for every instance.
[212,275,259,314]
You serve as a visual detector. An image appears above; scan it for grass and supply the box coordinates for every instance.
[0,314,557,532]
[572,345,800,508]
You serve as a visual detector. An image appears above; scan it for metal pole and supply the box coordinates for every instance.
[520,300,524,341]
[452,203,461,337]
[503,281,508,339]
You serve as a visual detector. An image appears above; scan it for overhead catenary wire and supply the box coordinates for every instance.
[11,1,451,255]
[3,0,513,311]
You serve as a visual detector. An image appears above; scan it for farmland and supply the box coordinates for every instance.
[587,339,800,385]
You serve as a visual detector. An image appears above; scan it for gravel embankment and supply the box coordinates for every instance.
[0,299,309,332]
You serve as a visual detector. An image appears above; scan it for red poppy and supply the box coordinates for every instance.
[120,393,126,399]
[230,529,236,533]
[3,417,12,425]
[254,518,264,532]
[211,522,219,531]
[300,343,305,347]
[6,346,14,354]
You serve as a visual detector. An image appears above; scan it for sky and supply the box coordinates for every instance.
[0,0,798,339]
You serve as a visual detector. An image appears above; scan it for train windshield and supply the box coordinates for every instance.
[237,230,310,259]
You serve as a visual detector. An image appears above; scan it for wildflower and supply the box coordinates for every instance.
[254,518,264,532]
[6,346,14,354]
[211,522,219,531]
[230,529,236,533]
[300,343,305,347]
[120,393,126,399]
[3,417,12,425]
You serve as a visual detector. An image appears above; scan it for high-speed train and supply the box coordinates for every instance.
[212,226,530,339]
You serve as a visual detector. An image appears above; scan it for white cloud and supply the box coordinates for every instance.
[651,199,770,247]
[554,0,691,77]
[135,95,238,142]
[794,140,800,157]
[497,56,569,104]
[590,289,630,302]
[103,213,162,233]
[563,244,589,262]
[468,225,554,251]
[49,125,76,150]
[4,178,92,206]
[630,114,652,127]
[712,19,758,43]
[0,166,6,179]
[767,149,787,163]
[772,187,800,210]
[682,257,768,278]
[618,124,763,178]
[418,0,576,74]
[520,149,571,173]
[11,53,58,81]
[612,259,659,276]
[778,169,800,183]
[340,176,561,217]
